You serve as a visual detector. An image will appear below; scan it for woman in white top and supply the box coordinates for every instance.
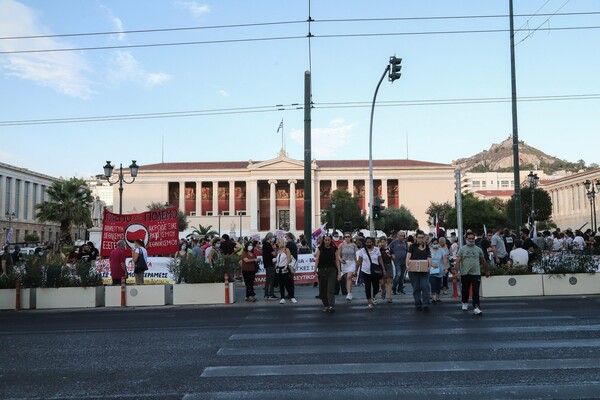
[274,238,297,304]
[356,237,384,309]
[131,239,148,285]
[337,231,358,301]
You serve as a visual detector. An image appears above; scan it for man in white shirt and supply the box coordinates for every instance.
[509,239,529,267]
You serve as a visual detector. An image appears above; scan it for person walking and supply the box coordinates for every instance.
[429,238,448,303]
[274,238,297,304]
[337,231,358,301]
[379,237,394,303]
[356,237,384,310]
[241,241,259,302]
[406,231,432,312]
[456,231,487,315]
[314,235,341,312]
[390,231,408,295]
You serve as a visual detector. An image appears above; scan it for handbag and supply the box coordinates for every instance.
[134,249,148,272]
[365,249,383,278]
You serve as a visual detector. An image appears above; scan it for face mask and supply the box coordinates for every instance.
[432,244,439,249]
[366,244,373,249]
[39,252,45,256]
[9,250,14,254]
[248,246,253,252]
[466,240,475,246]
[181,246,187,251]
[216,243,221,248]
[271,238,276,243]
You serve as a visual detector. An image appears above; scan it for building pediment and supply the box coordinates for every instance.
[248,151,304,171]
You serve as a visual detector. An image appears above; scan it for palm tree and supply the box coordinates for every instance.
[36,178,93,245]
[186,224,218,239]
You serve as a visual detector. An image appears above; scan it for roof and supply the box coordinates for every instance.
[474,190,515,197]
[140,158,451,171]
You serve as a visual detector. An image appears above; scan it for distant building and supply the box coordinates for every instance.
[86,177,114,210]
[0,162,61,244]
[110,150,456,236]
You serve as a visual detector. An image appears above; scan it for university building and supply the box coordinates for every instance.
[113,150,456,236]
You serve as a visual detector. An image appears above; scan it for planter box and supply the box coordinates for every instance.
[0,288,36,310]
[36,287,104,309]
[105,284,172,307]
[481,275,544,297]
[542,273,600,296]
[173,283,235,305]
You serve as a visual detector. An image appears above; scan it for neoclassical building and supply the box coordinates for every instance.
[541,168,600,230]
[114,150,456,236]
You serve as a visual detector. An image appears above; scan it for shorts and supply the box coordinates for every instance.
[341,261,356,274]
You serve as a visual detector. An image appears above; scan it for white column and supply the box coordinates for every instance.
[179,181,186,214]
[229,181,235,215]
[0,175,5,215]
[212,181,219,215]
[331,179,337,192]
[288,179,297,232]
[382,179,388,206]
[269,179,277,231]
[348,179,354,196]
[248,180,258,231]
[365,179,371,216]
[196,181,202,216]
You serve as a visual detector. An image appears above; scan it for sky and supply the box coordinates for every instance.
[0,0,599,179]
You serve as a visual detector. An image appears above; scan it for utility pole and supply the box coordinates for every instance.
[303,71,312,243]
[509,0,522,232]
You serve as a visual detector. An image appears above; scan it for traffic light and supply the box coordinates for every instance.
[372,205,381,220]
[388,56,402,82]
[376,197,385,211]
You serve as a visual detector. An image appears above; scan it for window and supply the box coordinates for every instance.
[501,180,509,188]
[472,181,481,189]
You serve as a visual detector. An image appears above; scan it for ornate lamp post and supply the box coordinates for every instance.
[584,179,599,233]
[103,160,139,214]
[527,171,539,226]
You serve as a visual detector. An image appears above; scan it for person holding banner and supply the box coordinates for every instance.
[314,235,341,312]
[132,239,148,285]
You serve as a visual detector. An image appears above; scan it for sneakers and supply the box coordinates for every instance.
[372,298,378,305]
[346,293,353,301]
[474,307,483,316]
[279,299,286,304]
[367,304,373,310]
[291,298,298,304]
[461,303,468,311]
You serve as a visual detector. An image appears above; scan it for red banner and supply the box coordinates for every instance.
[100,208,179,257]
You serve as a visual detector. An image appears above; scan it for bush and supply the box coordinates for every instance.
[0,272,18,289]
[534,252,597,276]
[488,263,532,276]
[169,254,240,284]
[42,260,102,288]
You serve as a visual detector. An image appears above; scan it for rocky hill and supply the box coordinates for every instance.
[452,135,582,173]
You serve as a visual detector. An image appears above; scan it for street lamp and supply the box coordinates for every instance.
[331,201,336,233]
[4,211,15,245]
[369,56,401,237]
[103,160,139,214]
[584,179,599,233]
[527,171,539,227]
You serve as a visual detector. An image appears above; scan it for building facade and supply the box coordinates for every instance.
[112,151,456,236]
[0,162,61,245]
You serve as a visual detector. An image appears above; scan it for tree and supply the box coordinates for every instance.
[379,206,419,235]
[445,193,509,231]
[147,202,189,232]
[425,201,454,227]
[506,187,552,225]
[322,190,367,232]
[35,178,93,245]
[186,224,218,239]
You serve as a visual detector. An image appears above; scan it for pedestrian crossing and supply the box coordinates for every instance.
[192,298,600,399]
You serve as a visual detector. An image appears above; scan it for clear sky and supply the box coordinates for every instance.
[1,0,599,179]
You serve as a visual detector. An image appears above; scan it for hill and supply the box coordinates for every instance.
[452,135,585,173]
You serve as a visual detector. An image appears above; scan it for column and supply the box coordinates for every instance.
[0,175,5,215]
[382,178,388,206]
[331,179,337,192]
[288,179,297,232]
[195,181,202,216]
[229,181,235,215]
[212,181,219,215]
[269,179,277,231]
[348,179,354,196]
[179,181,186,214]
[248,180,258,231]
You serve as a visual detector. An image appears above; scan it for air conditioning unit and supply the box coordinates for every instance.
[206,211,213,216]
[190,211,197,216]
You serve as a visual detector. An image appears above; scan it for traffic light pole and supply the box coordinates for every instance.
[369,65,390,238]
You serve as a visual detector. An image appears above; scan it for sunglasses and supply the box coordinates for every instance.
[344,235,351,238]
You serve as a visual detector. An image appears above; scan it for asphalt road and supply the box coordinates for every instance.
[1,287,600,400]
